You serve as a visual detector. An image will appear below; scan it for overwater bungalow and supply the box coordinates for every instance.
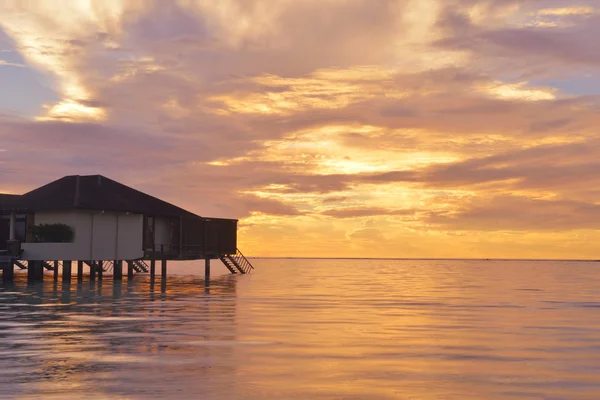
[0,175,253,281]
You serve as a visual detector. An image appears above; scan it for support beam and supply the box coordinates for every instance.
[127,261,134,280]
[97,261,103,281]
[113,260,123,280]
[77,261,83,281]
[89,261,96,282]
[53,260,59,281]
[28,261,44,282]
[62,261,72,283]
[9,213,15,240]
[161,259,167,278]
[1,261,14,282]
[205,258,211,279]
[150,259,156,280]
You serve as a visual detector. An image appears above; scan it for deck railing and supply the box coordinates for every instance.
[144,244,235,259]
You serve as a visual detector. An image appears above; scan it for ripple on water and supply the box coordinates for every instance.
[1,260,600,399]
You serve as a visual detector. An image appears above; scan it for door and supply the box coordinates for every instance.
[144,216,155,252]
[0,217,9,250]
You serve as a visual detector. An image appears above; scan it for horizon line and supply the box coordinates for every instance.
[246,256,600,262]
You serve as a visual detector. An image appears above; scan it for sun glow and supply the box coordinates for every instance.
[206,125,459,176]
[37,99,107,122]
[479,82,556,101]
[538,7,596,16]
[209,67,413,116]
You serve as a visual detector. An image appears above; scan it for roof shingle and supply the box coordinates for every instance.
[1,175,202,218]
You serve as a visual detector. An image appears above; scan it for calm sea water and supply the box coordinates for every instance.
[1,259,600,399]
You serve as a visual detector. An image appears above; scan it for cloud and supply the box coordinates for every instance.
[322,196,349,204]
[426,195,600,231]
[0,60,24,67]
[537,7,596,16]
[236,194,302,217]
[346,227,385,242]
[321,207,415,219]
[437,6,600,72]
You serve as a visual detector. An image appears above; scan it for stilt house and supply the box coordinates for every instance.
[0,175,253,280]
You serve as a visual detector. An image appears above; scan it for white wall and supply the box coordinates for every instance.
[22,210,143,261]
[116,214,144,260]
[92,212,116,259]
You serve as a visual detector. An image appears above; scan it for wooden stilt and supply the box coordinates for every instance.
[28,261,44,282]
[161,259,167,278]
[53,260,59,281]
[150,259,156,280]
[1,261,14,282]
[205,258,211,279]
[114,260,123,280]
[62,260,72,283]
[127,261,134,280]
[97,261,103,281]
[90,261,96,282]
[77,261,83,281]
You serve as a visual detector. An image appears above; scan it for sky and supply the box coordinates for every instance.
[1,0,600,259]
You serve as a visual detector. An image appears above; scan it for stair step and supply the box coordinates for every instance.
[131,260,149,273]
[219,256,238,274]
[219,249,254,275]
[42,261,55,271]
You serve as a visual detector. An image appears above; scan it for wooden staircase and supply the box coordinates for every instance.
[132,260,150,273]
[220,248,254,274]
[92,260,148,273]
[101,261,113,272]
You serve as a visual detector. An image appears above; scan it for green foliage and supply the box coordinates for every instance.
[33,223,74,243]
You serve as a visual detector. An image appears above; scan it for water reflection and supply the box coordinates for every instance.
[0,273,239,399]
[3,260,600,399]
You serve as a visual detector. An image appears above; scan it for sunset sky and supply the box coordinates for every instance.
[1,0,600,258]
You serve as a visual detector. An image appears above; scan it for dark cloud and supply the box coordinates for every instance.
[235,194,302,217]
[322,196,349,204]
[437,7,600,73]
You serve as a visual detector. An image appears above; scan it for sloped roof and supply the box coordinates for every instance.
[0,175,202,218]
[0,194,20,209]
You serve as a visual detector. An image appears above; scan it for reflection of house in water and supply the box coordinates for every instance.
[0,175,253,282]
[0,276,241,398]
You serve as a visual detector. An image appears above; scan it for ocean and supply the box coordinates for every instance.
[1,258,600,399]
